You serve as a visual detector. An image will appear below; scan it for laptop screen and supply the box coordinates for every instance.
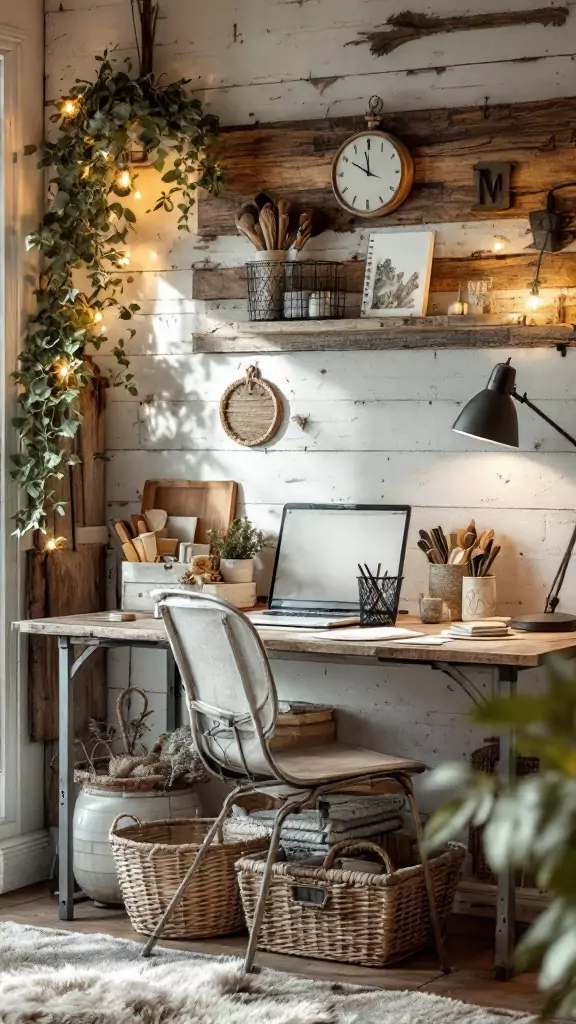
[270,504,411,612]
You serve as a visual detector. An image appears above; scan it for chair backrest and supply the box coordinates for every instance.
[154,589,281,783]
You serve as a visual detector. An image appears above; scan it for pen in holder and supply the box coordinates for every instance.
[357,575,403,628]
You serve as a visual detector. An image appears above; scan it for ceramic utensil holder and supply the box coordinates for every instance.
[462,575,497,621]
[429,564,467,621]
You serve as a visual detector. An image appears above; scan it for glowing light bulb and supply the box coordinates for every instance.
[92,310,103,324]
[117,170,132,190]
[118,251,131,267]
[61,99,79,118]
[149,250,158,262]
[45,536,66,552]
[100,325,106,334]
[133,189,142,201]
[54,361,71,381]
[527,288,541,311]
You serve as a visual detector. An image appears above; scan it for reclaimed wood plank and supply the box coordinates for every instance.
[198,97,576,236]
[15,612,576,669]
[194,322,574,354]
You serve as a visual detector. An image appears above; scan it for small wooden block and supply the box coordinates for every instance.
[107,611,137,622]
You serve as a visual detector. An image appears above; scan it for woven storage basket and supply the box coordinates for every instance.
[109,815,268,939]
[469,739,539,884]
[236,839,465,967]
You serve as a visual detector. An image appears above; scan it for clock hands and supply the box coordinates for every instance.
[351,157,381,179]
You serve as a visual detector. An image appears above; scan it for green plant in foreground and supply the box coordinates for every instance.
[426,658,576,1019]
[12,53,222,536]
[209,517,265,560]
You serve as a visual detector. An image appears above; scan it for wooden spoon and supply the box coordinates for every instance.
[235,211,265,250]
[145,508,168,533]
[277,198,291,250]
[259,204,277,250]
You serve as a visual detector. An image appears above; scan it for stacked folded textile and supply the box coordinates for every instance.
[227,793,405,859]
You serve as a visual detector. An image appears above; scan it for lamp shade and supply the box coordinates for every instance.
[452,362,519,448]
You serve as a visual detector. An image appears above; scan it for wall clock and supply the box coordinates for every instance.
[331,96,414,218]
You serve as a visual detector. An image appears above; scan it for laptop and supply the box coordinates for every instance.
[248,503,411,629]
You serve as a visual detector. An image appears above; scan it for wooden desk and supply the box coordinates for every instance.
[15,612,576,978]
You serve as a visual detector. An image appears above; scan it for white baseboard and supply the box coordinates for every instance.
[455,879,549,922]
[0,830,51,893]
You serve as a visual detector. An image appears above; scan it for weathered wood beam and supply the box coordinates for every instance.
[194,323,574,355]
[348,8,569,58]
[193,253,576,302]
[198,96,576,237]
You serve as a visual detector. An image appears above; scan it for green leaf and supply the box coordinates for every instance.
[24,144,37,156]
[124,208,136,223]
[161,168,181,183]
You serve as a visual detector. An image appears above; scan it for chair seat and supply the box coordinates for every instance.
[273,740,426,785]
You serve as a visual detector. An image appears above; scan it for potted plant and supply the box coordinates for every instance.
[208,516,265,583]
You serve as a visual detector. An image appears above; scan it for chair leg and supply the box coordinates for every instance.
[243,795,308,975]
[141,782,252,958]
[402,775,452,974]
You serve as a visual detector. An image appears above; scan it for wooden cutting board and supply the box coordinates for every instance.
[141,480,238,544]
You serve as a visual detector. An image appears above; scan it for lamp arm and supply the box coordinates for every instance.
[513,390,576,449]
[513,389,576,614]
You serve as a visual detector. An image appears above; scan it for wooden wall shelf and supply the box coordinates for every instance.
[194,318,574,354]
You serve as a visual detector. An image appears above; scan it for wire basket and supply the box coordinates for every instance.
[246,259,345,322]
[358,576,403,628]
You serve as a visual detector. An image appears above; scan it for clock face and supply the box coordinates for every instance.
[331,131,413,218]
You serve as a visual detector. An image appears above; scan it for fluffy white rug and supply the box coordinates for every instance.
[0,922,532,1024]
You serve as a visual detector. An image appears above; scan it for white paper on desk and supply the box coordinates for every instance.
[308,627,424,642]
[391,634,453,647]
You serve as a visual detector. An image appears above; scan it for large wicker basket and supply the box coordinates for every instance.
[109,815,268,939]
[236,839,465,967]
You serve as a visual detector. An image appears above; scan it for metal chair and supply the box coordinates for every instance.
[141,590,450,973]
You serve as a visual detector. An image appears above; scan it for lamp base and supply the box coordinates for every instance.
[511,611,576,633]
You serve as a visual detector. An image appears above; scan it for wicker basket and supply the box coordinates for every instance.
[469,739,539,884]
[236,839,465,967]
[109,815,268,939]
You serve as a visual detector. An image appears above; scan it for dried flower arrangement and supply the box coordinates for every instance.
[73,687,207,791]
[179,555,222,586]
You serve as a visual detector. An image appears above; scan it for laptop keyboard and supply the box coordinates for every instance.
[263,609,347,617]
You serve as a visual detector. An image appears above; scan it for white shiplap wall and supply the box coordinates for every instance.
[46,0,576,807]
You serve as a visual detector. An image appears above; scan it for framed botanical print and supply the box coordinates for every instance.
[361,230,435,317]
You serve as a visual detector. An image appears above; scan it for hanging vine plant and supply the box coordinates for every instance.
[12,36,222,535]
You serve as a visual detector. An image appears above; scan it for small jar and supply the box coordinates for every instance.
[309,290,333,318]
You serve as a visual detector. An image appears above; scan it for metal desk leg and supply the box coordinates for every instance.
[495,665,518,980]
[166,652,180,732]
[58,636,74,921]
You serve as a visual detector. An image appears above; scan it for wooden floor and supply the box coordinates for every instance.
[0,883,545,1016]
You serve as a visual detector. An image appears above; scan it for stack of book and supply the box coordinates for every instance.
[444,619,512,640]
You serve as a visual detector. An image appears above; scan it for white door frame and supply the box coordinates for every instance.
[0,25,30,836]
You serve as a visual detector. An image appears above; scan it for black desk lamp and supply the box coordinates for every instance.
[453,359,576,632]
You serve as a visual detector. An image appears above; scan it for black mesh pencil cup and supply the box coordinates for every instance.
[357,576,403,628]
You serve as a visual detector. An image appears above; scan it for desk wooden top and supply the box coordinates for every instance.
[14,612,576,669]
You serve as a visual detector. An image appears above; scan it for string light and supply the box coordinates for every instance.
[92,310,103,324]
[149,250,158,262]
[117,170,132,190]
[61,99,79,118]
[118,251,131,267]
[54,360,72,382]
[45,536,66,552]
[527,286,541,312]
[133,189,142,201]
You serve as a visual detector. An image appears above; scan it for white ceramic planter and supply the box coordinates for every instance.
[462,575,497,621]
[220,558,254,583]
[73,786,201,905]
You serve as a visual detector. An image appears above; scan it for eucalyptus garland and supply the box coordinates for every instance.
[12,55,222,535]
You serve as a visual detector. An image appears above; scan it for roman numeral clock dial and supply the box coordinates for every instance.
[331,130,414,219]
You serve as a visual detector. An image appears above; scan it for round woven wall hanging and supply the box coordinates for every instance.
[220,365,283,447]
